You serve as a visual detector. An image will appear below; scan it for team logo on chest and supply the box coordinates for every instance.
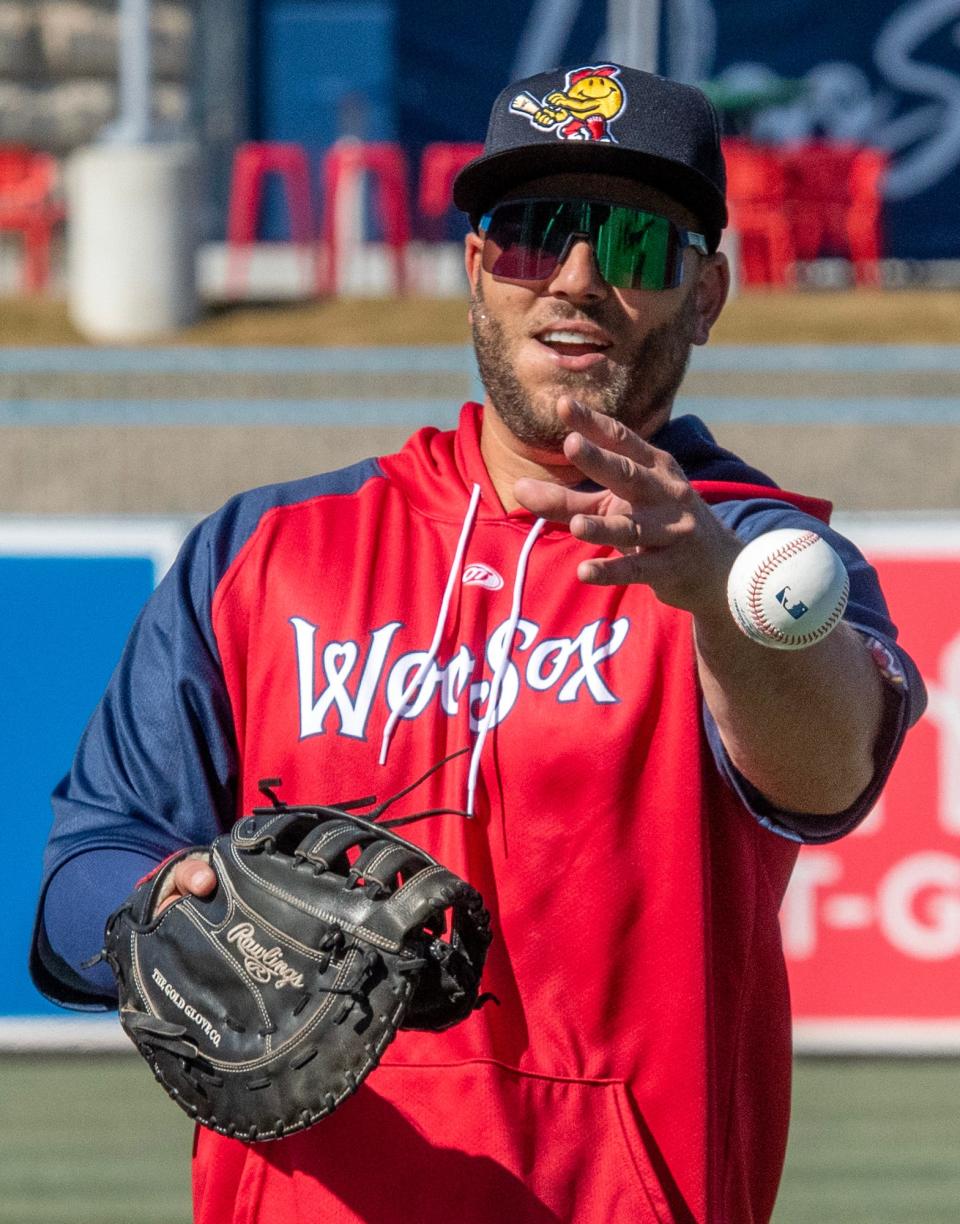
[290,615,630,740]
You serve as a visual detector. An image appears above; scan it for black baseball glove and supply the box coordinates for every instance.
[97,776,492,1141]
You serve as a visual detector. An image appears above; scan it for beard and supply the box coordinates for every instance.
[470,279,698,452]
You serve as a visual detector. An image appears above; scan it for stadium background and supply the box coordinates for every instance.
[3,1,960,1220]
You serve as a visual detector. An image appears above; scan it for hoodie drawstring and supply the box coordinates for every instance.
[466,516,546,816]
[378,482,482,767]
[377,481,546,820]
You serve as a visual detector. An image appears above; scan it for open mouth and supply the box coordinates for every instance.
[535,328,613,358]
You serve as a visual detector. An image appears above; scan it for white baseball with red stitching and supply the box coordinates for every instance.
[726,529,850,650]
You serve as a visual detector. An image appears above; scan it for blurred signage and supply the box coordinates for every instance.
[786,519,960,1051]
[252,0,398,240]
[3,520,185,1021]
[387,0,960,257]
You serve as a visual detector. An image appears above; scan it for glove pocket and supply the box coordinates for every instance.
[129,912,260,1064]
[127,904,415,1141]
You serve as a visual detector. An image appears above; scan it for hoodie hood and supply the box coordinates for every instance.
[379,403,833,525]
[379,402,518,524]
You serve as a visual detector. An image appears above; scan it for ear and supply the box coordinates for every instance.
[464,232,483,320]
[691,253,730,346]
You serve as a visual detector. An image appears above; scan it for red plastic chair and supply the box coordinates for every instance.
[418,141,484,233]
[721,138,796,286]
[780,141,887,284]
[846,148,888,286]
[0,146,66,293]
[225,142,318,298]
[320,140,411,295]
[780,140,858,261]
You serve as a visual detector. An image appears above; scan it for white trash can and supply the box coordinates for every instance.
[67,141,201,341]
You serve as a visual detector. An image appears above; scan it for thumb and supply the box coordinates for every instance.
[177,859,217,897]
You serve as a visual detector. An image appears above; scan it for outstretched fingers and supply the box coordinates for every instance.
[563,432,654,505]
[512,477,605,523]
[557,399,684,505]
[577,548,672,587]
[556,396,655,458]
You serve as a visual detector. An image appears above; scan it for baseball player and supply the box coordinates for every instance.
[32,65,924,1222]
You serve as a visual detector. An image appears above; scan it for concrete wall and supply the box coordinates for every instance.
[2,345,957,515]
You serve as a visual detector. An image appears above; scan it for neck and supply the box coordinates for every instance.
[477,398,674,511]
[479,401,584,511]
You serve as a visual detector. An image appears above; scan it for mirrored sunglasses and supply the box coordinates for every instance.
[479,198,708,291]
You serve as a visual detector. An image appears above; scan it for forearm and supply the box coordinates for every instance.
[42,848,159,1001]
[695,608,885,815]
[508,399,892,816]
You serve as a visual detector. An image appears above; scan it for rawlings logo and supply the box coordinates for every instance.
[291,614,630,741]
[227,923,306,990]
[462,563,504,590]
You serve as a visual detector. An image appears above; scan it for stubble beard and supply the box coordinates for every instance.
[470,280,698,451]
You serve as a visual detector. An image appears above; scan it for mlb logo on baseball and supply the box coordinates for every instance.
[727,530,850,650]
[775,588,810,620]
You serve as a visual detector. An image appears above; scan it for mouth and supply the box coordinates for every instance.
[534,326,613,361]
[532,325,614,372]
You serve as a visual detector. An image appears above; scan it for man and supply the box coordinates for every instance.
[32,65,923,1222]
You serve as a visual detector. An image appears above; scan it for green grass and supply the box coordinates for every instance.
[1,1055,958,1222]
[0,1055,193,1224]
[776,1058,960,1224]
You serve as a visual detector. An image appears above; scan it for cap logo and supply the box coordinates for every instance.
[508,65,626,144]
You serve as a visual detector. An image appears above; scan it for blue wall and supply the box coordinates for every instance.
[5,554,160,1016]
[252,0,397,239]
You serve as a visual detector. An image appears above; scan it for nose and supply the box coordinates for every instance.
[544,238,609,302]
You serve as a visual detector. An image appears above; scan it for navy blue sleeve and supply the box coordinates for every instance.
[30,513,242,1008]
[40,849,160,1003]
[706,500,926,843]
[31,463,382,1010]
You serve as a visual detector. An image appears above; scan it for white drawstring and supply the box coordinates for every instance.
[378,482,482,766]
[466,516,546,816]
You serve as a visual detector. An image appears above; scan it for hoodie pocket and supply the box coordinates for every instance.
[199,1059,675,1224]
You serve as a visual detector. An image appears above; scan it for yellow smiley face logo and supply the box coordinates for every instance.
[510,66,627,140]
[567,76,623,114]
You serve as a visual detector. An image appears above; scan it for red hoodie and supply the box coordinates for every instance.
[187,404,833,1223]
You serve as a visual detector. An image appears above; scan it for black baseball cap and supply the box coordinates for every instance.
[453,63,727,251]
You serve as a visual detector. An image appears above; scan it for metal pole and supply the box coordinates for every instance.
[606,0,660,74]
[114,0,153,142]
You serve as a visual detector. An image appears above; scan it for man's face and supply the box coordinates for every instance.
[464,173,727,453]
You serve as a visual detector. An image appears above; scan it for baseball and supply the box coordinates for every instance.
[726,529,850,650]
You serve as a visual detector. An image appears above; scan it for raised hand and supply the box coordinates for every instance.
[513,396,740,614]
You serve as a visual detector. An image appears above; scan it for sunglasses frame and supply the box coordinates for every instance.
[478,198,709,291]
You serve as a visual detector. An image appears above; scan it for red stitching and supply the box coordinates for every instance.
[743,533,845,644]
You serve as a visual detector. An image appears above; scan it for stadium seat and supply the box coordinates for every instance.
[846,148,888,286]
[0,145,65,293]
[721,137,796,286]
[321,140,411,295]
[418,141,484,235]
[781,141,888,285]
[225,141,318,298]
